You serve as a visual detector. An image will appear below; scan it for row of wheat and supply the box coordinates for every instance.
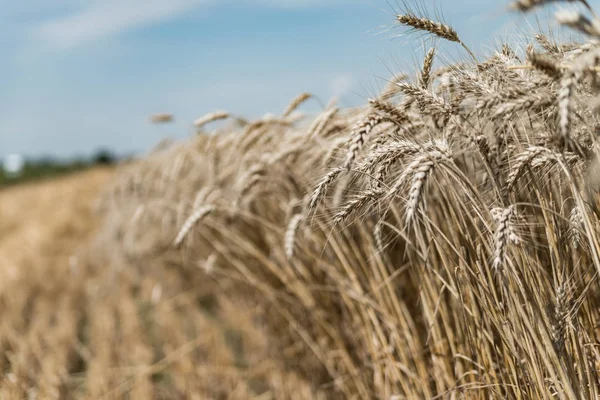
[94,0,600,398]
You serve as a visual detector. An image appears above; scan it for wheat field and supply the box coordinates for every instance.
[6,0,600,398]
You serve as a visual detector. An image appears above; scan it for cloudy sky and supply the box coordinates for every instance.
[0,0,589,159]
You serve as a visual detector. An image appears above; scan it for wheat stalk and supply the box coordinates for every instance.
[396,82,453,117]
[510,0,592,13]
[194,111,229,129]
[285,213,304,260]
[369,99,407,123]
[283,93,312,117]
[556,9,600,37]
[344,114,384,171]
[380,74,407,100]
[536,34,560,54]
[396,14,476,61]
[387,145,451,201]
[558,71,578,140]
[334,188,384,224]
[527,52,562,79]
[569,206,584,248]
[493,92,553,118]
[492,205,518,276]
[150,113,174,124]
[404,160,435,226]
[174,205,216,247]
[361,141,423,188]
[374,220,386,254]
[551,284,569,355]
[307,107,339,138]
[309,167,345,211]
[419,48,436,89]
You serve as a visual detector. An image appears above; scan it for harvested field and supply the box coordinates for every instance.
[0,169,320,399]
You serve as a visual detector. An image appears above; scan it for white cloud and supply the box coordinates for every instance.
[0,0,357,52]
[33,0,209,50]
[329,74,354,98]
[251,0,349,7]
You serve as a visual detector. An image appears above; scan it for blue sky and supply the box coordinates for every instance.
[0,0,591,159]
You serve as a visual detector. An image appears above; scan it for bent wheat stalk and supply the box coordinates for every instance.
[174,205,216,247]
[396,13,477,61]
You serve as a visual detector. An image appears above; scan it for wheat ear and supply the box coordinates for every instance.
[344,114,384,171]
[551,284,569,355]
[174,205,216,247]
[334,188,385,224]
[307,107,339,138]
[369,99,407,123]
[558,71,578,140]
[285,213,304,260]
[419,48,436,89]
[556,9,600,37]
[527,52,562,79]
[492,206,518,277]
[510,0,592,13]
[309,167,345,211]
[396,14,476,61]
[283,93,312,117]
[194,111,229,129]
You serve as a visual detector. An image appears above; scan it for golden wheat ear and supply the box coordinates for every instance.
[149,112,174,123]
[396,13,477,61]
[509,0,593,13]
[283,93,312,117]
[527,51,561,79]
[194,111,229,129]
[418,48,436,89]
[556,9,600,37]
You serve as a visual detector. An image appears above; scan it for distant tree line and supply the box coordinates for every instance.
[0,149,120,186]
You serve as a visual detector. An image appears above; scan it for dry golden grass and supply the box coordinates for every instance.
[0,169,323,399]
[0,168,112,291]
